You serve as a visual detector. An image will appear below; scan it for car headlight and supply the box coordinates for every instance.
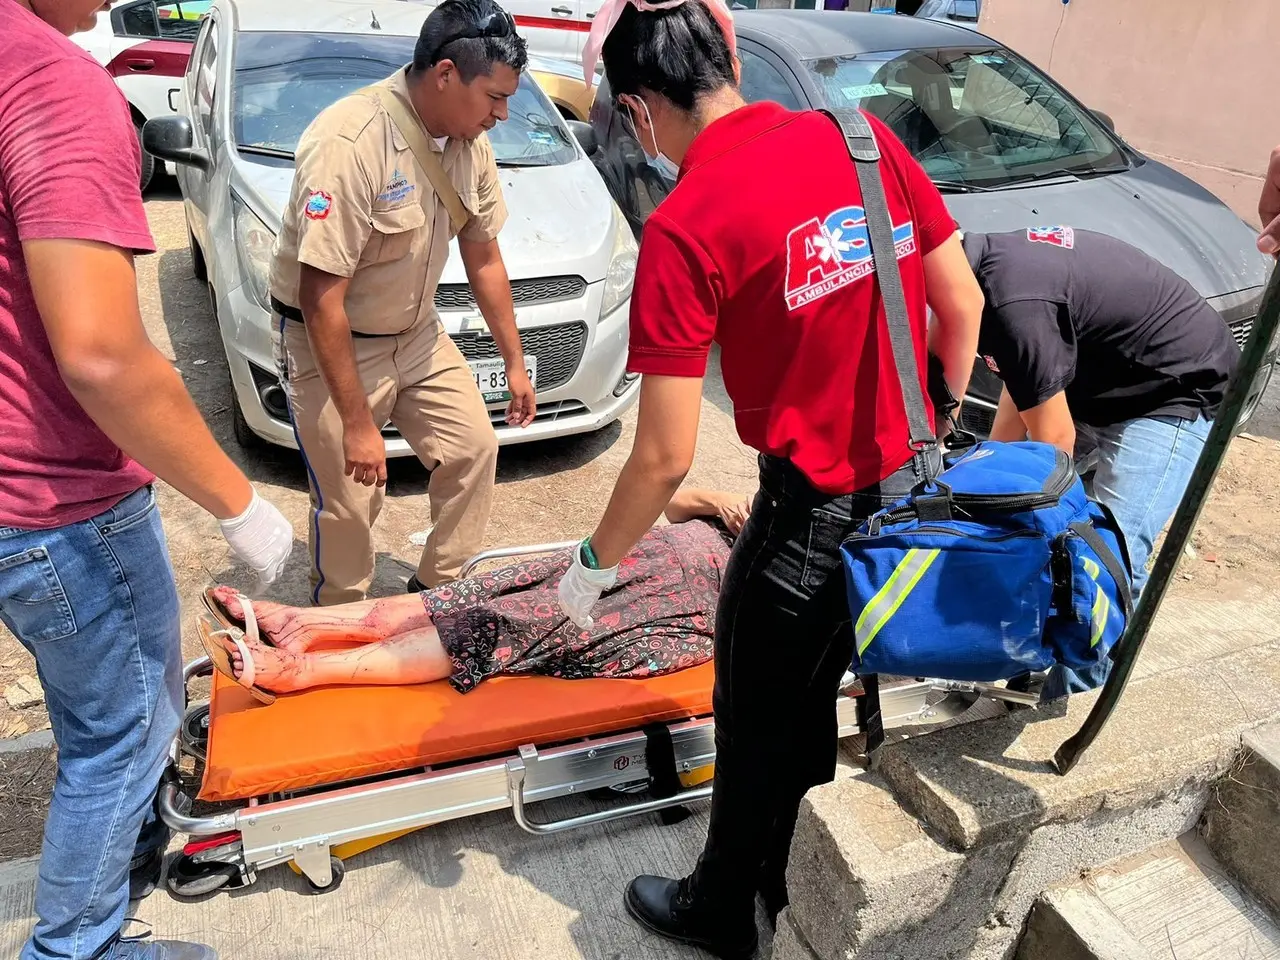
[231,190,275,311]
[600,205,638,318]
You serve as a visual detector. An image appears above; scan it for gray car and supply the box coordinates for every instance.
[588,10,1276,436]
[145,0,641,457]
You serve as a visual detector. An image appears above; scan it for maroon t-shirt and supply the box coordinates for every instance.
[626,103,957,495]
[0,1,156,529]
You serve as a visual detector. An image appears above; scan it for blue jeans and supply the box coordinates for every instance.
[0,487,182,960]
[1043,414,1212,700]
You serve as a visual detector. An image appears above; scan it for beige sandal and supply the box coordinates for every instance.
[195,613,276,705]
[201,587,272,647]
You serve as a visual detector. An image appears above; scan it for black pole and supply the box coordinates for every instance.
[1054,261,1280,775]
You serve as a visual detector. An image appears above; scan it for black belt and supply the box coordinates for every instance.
[270,296,389,339]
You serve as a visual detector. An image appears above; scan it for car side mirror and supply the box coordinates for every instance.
[1091,109,1116,134]
[142,115,210,172]
[566,119,599,157]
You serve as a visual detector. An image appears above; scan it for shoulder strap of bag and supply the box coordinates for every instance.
[1068,519,1135,621]
[820,108,936,453]
[361,85,470,236]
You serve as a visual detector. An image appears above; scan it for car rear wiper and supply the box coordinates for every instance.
[931,179,1000,193]
[237,144,295,161]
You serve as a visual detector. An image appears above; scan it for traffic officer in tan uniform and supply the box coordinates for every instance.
[269,0,534,605]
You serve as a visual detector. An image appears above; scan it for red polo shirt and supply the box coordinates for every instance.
[626,102,956,494]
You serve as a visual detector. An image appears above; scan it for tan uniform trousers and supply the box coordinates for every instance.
[281,317,497,606]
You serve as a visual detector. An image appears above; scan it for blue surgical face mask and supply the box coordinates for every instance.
[633,97,679,181]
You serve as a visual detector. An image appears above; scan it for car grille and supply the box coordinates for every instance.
[434,276,587,311]
[1229,316,1254,349]
[959,403,996,438]
[381,399,589,437]
[453,321,588,393]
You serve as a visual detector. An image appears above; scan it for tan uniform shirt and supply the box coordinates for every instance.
[270,69,508,335]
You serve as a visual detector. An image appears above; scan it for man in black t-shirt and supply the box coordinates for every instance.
[963,227,1239,699]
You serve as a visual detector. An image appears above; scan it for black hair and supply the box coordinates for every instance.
[413,0,529,83]
[601,1,737,112]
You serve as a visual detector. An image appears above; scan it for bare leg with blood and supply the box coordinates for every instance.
[209,585,433,653]
[218,627,453,693]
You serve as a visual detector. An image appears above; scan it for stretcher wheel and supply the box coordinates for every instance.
[305,856,345,894]
[180,703,210,760]
[166,853,238,899]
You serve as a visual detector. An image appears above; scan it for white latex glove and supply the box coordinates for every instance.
[218,489,293,589]
[557,541,619,629]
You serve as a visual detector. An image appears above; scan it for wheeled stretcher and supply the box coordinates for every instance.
[159,541,1037,896]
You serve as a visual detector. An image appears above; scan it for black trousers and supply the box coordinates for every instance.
[689,450,936,922]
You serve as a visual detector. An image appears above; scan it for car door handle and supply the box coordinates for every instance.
[586,10,595,17]
[126,58,156,71]
[168,88,181,112]
[551,6,573,14]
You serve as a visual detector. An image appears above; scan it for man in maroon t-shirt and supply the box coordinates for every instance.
[559,1,983,956]
[1,3,296,958]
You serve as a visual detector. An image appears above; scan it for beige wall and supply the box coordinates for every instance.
[979,0,1278,225]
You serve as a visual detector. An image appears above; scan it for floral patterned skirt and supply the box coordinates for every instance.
[422,519,733,693]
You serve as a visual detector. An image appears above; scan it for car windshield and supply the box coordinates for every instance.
[232,32,576,167]
[803,47,1126,188]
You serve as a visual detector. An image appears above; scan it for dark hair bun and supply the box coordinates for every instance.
[602,1,736,111]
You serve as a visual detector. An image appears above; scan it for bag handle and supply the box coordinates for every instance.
[361,85,471,237]
[820,108,936,454]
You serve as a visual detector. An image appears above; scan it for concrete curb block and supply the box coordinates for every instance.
[1202,720,1280,916]
[781,639,1280,960]
[769,908,821,960]
[1014,888,1154,960]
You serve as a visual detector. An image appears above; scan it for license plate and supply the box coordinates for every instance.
[469,356,537,403]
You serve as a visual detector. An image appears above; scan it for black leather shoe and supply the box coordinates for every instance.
[624,875,757,960]
[406,575,425,594]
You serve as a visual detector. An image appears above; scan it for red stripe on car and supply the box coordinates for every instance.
[106,39,192,79]
[513,14,593,32]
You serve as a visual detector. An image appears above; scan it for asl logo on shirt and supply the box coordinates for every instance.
[304,189,333,221]
[784,205,916,311]
[1026,225,1074,249]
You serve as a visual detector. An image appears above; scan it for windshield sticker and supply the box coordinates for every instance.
[1027,226,1075,249]
[841,83,888,100]
[528,130,557,146]
[971,54,1005,65]
[304,190,332,221]
[377,169,414,204]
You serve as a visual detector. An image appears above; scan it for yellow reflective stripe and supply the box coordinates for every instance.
[1090,584,1110,648]
[1081,555,1108,648]
[855,548,941,656]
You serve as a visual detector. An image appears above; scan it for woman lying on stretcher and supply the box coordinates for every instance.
[198,488,751,703]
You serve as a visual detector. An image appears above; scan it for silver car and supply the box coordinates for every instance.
[145,0,640,455]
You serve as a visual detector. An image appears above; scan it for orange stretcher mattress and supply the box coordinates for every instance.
[200,663,716,802]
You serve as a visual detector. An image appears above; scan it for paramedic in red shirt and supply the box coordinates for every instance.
[556,0,984,955]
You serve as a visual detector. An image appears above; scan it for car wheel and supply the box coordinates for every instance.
[189,227,208,283]
[230,378,266,451]
[135,118,156,193]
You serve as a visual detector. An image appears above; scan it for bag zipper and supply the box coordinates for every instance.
[845,525,1043,543]
[883,449,1076,520]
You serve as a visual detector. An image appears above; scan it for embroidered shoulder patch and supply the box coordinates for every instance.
[304,190,333,221]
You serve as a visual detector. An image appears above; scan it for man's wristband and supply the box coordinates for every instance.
[579,537,602,570]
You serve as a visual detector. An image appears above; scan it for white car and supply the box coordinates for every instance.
[143,0,640,455]
[72,0,211,189]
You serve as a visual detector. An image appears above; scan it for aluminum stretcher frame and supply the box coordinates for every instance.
[158,541,1033,894]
